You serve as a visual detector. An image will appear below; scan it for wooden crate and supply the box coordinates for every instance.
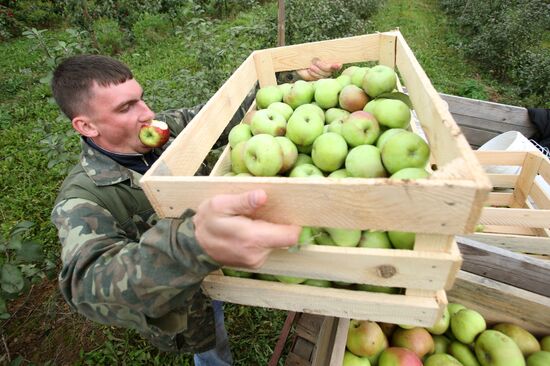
[460,150,550,257]
[141,30,491,327]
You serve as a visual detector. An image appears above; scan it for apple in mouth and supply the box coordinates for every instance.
[139,120,170,148]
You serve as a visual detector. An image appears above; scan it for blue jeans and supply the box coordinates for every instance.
[193,300,233,365]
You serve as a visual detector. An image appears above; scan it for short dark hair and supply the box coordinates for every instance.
[51,55,133,119]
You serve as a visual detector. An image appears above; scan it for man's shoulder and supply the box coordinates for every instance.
[55,162,99,206]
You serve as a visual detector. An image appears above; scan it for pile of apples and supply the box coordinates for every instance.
[226,64,429,258]
[343,302,550,366]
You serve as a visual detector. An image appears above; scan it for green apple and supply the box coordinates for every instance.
[250,108,287,136]
[527,351,550,366]
[376,128,406,150]
[351,67,370,88]
[325,227,362,247]
[243,134,283,176]
[427,306,450,335]
[267,101,293,121]
[294,153,313,167]
[391,327,435,358]
[283,80,314,109]
[325,107,350,124]
[275,275,307,284]
[345,145,387,178]
[381,130,430,174]
[448,341,481,366]
[296,143,313,154]
[327,119,344,135]
[342,111,381,147]
[222,268,253,278]
[358,230,392,249]
[541,336,550,351]
[451,309,486,344]
[303,279,332,288]
[378,347,423,366]
[362,64,397,98]
[373,99,411,129]
[274,136,298,174]
[342,65,360,77]
[289,163,324,178]
[390,168,430,180]
[286,109,324,146]
[356,284,400,294]
[314,78,342,109]
[343,350,371,366]
[432,335,451,354]
[224,172,236,176]
[475,330,525,366]
[339,84,369,112]
[388,231,415,250]
[328,168,350,178]
[228,123,252,148]
[424,354,463,366]
[311,132,348,172]
[336,74,352,88]
[294,103,325,123]
[347,320,388,358]
[235,172,252,177]
[448,303,467,317]
[255,85,283,109]
[363,99,383,114]
[493,323,540,356]
[231,141,250,174]
[312,227,335,245]
[242,109,256,125]
[298,226,316,245]
[278,82,293,98]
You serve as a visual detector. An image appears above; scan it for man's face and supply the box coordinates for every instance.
[84,78,156,154]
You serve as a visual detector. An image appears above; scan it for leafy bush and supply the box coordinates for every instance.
[131,13,173,47]
[286,0,380,44]
[0,5,23,40]
[13,0,62,28]
[93,17,125,55]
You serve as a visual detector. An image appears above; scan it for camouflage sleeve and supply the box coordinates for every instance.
[52,198,220,351]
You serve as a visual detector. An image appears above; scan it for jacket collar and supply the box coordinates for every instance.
[80,139,143,188]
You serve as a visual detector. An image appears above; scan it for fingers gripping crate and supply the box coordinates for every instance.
[461,150,550,258]
[140,31,491,327]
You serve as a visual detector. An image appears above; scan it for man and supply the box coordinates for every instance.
[50,54,341,364]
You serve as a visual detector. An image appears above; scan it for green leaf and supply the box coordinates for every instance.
[9,221,35,237]
[7,236,22,251]
[0,295,7,314]
[376,92,413,109]
[1,264,25,294]
[16,240,44,263]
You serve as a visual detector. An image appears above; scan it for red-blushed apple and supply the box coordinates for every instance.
[255,85,283,109]
[339,84,369,112]
[342,111,381,147]
[391,327,435,358]
[424,354,463,366]
[242,109,257,125]
[139,120,170,148]
[347,320,389,358]
[314,78,342,109]
[274,136,298,174]
[328,168,350,178]
[381,130,430,174]
[527,351,550,366]
[351,67,370,88]
[228,123,252,148]
[311,132,348,172]
[325,227,362,247]
[230,141,250,174]
[378,347,422,366]
[493,323,540,357]
[286,109,324,146]
[325,107,350,124]
[345,145,387,178]
[451,309,486,344]
[433,335,451,354]
[373,99,411,129]
[390,168,430,180]
[243,134,283,176]
[362,65,397,98]
[250,108,287,136]
[283,80,314,109]
[358,230,392,249]
[427,306,450,335]
[388,231,415,250]
[289,163,324,178]
[448,341,481,366]
[343,350,371,366]
[475,330,525,366]
[267,101,293,121]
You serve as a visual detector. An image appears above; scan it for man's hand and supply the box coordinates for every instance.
[193,190,301,269]
[296,58,342,81]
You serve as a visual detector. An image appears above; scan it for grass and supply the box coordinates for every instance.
[0,0,539,364]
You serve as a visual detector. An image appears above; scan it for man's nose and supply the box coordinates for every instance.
[139,100,156,122]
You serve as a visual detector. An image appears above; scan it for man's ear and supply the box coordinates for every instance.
[72,115,99,137]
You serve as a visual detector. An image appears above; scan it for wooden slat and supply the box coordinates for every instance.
[456,236,550,297]
[253,50,277,87]
[540,157,550,182]
[461,233,550,255]
[474,150,527,166]
[530,179,550,209]
[311,317,338,366]
[378,32,397,68]
[481,225,538,236]
[448,271,550,335]
[328,318,349,366]
[144,175,481,234]
[451,113,535,137]
[227,244,458,291]
[487,174,518,188]
[512,152,543,207]
[485,192,513,207]
[480,207,550,228]
[201,275,442,327]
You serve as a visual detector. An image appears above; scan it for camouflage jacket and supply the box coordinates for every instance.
[51,99,253,353]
